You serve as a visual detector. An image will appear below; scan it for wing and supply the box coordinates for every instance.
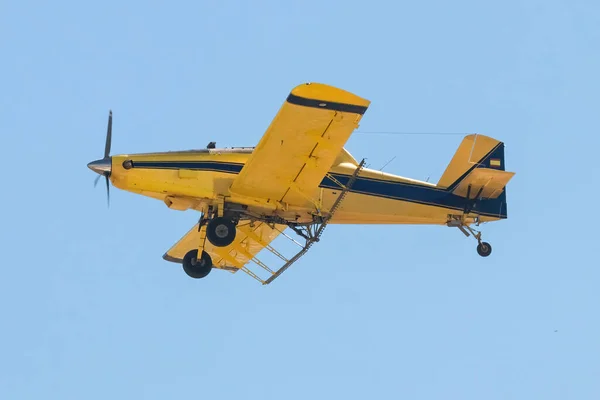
[163,221,287,272]
[229,83,370,207]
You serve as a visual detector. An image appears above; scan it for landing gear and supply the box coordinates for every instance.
[477,241,492,257]
[206,217,237,247]
[182,249,213,279]
[448,216,493,258]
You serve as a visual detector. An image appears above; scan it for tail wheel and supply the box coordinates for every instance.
[477,242,492,257]
[182,249,212,279]
[206,217,237,247]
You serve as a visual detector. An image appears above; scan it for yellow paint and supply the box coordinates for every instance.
[99,83,514,274]
[230,83,370,206]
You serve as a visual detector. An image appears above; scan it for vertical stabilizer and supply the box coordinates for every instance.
[437,134,505,190]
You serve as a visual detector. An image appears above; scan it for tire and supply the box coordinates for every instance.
[182,249,212,279]
[477,242,492,257]
[206,217,236,247]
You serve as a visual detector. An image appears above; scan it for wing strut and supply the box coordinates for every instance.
[256,158,366,285]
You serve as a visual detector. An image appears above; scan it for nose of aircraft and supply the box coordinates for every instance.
[87,157,112,175]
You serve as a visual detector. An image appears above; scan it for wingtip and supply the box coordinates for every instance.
[163,254,183,264]
[290,82,370,108]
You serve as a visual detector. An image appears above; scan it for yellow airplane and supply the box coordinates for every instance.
[88,83,514,284]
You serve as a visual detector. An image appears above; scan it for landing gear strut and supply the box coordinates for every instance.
[206,217,237,247]
[448,217,492,257]
[182,249,213,278]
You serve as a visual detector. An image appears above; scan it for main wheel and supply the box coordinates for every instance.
[206,217,236,247]
[182,249,212,279]
[477,242,492,257]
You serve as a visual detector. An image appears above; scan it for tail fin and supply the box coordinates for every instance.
[438,134,514,199]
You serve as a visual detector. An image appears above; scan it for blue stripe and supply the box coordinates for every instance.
[131,160,507,218]
[133,161,243,174]
[321,174,506,218]
[286,93,368,115]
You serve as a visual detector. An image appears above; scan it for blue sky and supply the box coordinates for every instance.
[1,0,599,398]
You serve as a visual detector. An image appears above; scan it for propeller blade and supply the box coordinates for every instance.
[104,110,112,159]
[105,173,110,207]
[94,174,102,187]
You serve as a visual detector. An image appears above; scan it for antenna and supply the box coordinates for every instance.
[379,156,396,171]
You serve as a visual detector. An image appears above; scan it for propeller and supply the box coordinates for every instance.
[88,110,113,207]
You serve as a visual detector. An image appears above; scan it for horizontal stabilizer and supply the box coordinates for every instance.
[452,168,515,199]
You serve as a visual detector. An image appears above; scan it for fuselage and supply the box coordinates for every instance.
[107,147,505,225]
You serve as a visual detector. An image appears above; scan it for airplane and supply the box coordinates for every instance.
[87,83,515,285]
